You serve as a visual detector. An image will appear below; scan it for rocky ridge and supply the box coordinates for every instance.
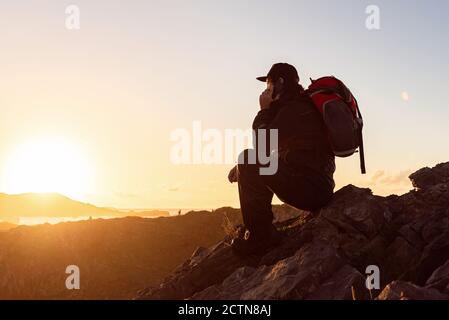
[137,162,449,300]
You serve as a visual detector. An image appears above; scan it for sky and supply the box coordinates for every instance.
[1,0,449,209]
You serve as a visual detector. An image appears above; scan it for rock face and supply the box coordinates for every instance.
[137,162,449,300]
[377,281,449,300]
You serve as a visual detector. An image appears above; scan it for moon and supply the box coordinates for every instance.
[401,91,410,102]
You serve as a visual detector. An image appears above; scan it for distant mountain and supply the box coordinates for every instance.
[0,193,168,223]
[0,193,115,223]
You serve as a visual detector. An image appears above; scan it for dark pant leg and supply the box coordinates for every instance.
[237,160,274,238]
[261,165,334,212]
[237,150,333,237]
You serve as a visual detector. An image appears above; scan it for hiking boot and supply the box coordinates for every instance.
[231,236,267,257]
[231,225,283,257]
[269,225,283,246]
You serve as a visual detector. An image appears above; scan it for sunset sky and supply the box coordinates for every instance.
[1,0,449,209]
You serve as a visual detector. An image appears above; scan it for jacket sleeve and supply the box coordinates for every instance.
[251,103,282,157]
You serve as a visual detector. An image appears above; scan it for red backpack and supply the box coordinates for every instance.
[307,76,366,174]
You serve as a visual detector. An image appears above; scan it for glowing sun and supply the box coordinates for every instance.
[3,137,92,200]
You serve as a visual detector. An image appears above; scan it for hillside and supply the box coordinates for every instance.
[0,210,235,299]
[0,222,17,232]
[0,204,301,299]
[138,162,449,300]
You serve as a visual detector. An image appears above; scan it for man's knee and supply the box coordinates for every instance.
[237,149,259,180]
[237,161,258,180]
[237,148,279,177]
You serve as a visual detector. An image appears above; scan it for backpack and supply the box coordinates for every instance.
[306,76,366,174]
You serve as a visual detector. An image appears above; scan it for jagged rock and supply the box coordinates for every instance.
[382,237,420,283]
[320,185,386,239]
[377,281,449,300]
[405,230,449,286]
[189,266,256,300]
[398,224,424,250]
[191,242,348,300]
[137,241,261,300]
[137,162,449,300]
[409,163,449,190]
[425,259,449,294]
[306,264,369,300]
[189,246,210,267]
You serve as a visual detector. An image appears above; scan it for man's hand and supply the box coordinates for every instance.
[259,86,280,110]
[259,88,274,110]
[228,165,239,183]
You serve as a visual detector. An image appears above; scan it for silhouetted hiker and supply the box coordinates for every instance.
[228,63,337,256]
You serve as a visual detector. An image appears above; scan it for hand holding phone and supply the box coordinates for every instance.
[259,77,284,110]
[259,87,274,110]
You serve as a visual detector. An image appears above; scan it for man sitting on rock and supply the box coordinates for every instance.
[228,63,336,256]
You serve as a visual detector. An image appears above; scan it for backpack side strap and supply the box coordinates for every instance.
[354,100,366,174]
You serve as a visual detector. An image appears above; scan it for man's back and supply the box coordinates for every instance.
[252,86,336,190]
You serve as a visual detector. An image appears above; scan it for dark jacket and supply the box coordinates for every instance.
[252,85,336,190]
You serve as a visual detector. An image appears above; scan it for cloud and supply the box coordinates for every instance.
[370,170,385,183]
[365,169,414,196]
[379,170,413,185]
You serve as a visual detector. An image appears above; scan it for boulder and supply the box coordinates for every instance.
[377,281,449,300]
[425,259,449,294]
[409,163,449,190]
[192,242,345,300]
[306,264,369,300]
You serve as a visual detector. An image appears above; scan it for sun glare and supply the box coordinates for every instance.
[2,137,92,200]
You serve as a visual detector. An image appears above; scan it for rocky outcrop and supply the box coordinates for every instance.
[377,281,449,300]
[137,162,449,300]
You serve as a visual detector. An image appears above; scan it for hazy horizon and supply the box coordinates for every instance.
[0,190,213,225]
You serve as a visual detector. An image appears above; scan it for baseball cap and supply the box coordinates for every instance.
[256,63,300,83]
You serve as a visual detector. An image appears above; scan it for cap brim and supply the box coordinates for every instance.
[256,76,267,82]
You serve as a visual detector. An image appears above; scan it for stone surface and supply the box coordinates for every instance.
[137,162,449,300]
[425,259,449,294]
[377,281,449,300]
